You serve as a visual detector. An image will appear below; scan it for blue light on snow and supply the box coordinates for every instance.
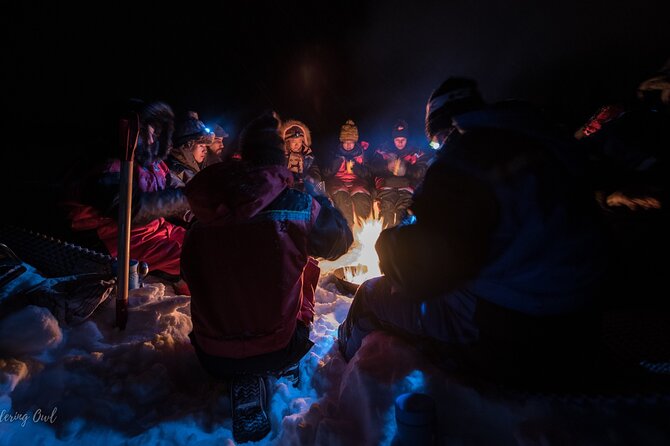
[405,369,426,392]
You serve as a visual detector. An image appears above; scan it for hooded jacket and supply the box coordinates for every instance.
[65,102,189,276]
[181,160,352,358]
[376,103,605,318]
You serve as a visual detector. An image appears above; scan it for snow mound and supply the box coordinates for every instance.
[0,305,62,357]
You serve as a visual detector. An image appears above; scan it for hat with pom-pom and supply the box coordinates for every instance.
[339,119,359,142]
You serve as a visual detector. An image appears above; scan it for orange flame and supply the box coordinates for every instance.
[319,217,384,285]
[343,218,383,284]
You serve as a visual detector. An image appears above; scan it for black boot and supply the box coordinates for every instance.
[230,374,271,443]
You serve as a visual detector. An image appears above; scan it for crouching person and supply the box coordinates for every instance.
[338,77,606,385]
[181,111,352,443]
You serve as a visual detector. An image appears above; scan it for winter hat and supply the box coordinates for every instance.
[173,111,214,147]
[392,119,409,139]
[240,111,286,166]
[339,119,359,142]
[212,124,229,139]
[425,77,484,138]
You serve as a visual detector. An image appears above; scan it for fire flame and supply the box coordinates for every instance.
[343,218,383,284]
[318,217,384,285]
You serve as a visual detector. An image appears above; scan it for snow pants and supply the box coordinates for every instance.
[337,276,598,382]
[376,188,413,229]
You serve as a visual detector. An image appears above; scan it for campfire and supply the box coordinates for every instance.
[343,218,383,284]
[319,217,384,290]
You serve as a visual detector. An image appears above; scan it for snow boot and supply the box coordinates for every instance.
[230,374,271,443]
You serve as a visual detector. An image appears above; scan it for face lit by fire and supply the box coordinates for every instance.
[394,137,407,150]
[192,143,208,163]
[287,137,303,153]
[342,140,355,151]
[209,137,224,155]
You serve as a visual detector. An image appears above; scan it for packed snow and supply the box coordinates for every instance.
[1,271,669,445]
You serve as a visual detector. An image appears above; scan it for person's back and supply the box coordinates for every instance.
[339,77,606,384]
[183,112,351,358]
[182,112,352,442]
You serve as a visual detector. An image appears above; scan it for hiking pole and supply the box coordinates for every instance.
[116,111,140,330]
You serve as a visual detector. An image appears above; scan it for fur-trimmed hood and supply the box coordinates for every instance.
[280,119,312,147]
[135,102,175,167]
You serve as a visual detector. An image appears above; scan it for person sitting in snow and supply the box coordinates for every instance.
[166,111,217,185]
[320,119,374,227]
[370,119,430,228]
[63,100,191,294]
[338,77,607,382]
[279,119,319,190]
[574,58,669,309]
[181,111,353,442]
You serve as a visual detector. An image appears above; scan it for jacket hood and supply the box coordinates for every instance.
[185,161,294,224]
[135,102,175,167]
[280,119,312,147]
[169,145,202,173]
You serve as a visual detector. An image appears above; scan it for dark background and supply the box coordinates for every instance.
[4,0,669,218]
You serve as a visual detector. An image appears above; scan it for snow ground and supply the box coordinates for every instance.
[1,274,669,445]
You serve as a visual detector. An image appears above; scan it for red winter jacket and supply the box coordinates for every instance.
[182,161,352,358]
[66,159,188,276]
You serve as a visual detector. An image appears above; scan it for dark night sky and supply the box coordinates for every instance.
[5,0,669,184]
